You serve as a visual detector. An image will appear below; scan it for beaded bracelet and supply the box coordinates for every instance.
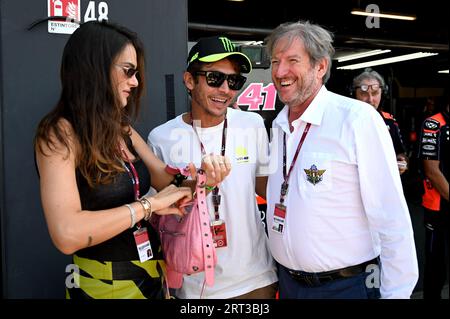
[170,173,188,187]
[165,165,188,187]
[205,185,217,191]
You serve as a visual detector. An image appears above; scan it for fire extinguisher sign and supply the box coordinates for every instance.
[47,0,81,34]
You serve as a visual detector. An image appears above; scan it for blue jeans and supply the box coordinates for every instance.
[278,264,380,299]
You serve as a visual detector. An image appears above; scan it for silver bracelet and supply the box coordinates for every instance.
[125,204,136,229]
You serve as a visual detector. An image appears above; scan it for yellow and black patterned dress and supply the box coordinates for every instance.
[67,138,165,299]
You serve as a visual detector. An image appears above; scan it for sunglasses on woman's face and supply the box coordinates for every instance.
[195,70,247,91]
[115,64,139,78]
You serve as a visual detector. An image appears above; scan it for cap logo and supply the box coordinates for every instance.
[219,37,235,52]
[189,52,199,64]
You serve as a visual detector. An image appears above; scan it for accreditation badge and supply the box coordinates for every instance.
[211,219,227,248]
[272,203,287,234]
[133,227,153,262]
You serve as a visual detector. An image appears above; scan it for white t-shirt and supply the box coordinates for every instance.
[148,107,277,299]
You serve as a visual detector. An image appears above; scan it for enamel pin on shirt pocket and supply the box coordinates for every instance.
[304,164,326,185]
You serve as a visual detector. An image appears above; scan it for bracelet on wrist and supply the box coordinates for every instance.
[170,173,188,187]
[165,165,188,187]
[205,185,217,191]
[125,204,136,229]
[138,197,153,221]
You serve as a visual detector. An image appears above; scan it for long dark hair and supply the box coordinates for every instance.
[34,21,146,187]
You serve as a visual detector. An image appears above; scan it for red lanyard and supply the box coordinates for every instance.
[280,123,311,203]
[120,146,140,201]
[190,114,227,158]
[190,114,227,221]
[121,146,142,228]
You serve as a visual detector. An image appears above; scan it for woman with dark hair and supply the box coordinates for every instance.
[34,21,230,299]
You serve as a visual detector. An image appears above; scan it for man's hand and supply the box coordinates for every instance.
[397,154,408,175]
[197,154,232,188]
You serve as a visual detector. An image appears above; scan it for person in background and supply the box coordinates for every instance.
[418,94,449,299]
[265,20,418,299]
[414,97,437,155]
[421,97,437,124]
[148,36,278,299]
[34,21,229,299]
[352,68,408,174]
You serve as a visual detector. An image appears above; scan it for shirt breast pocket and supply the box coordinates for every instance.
[298,152,333,193]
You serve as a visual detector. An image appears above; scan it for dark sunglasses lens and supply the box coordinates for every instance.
[204,71,246,90]
[205,71,226,87]
[227,74,246,90]
[125,68,138,78]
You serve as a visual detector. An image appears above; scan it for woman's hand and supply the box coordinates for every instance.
[188,154,231,188]
[145,185,192,216]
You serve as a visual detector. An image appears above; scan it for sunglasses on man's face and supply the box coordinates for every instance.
[195,70,247,91]
[356,84,381,92]
[115,64,139,79]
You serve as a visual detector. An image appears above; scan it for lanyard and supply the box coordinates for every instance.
[280,123,311,203]
[120,146,143,229]
[121,146,140,200]
[190,114,227,221]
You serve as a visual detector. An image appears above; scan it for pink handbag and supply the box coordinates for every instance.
[158,169,217,289]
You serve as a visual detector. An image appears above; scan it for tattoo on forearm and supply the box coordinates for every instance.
[87,236,92,247]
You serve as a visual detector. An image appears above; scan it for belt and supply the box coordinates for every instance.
[287,257,379,287]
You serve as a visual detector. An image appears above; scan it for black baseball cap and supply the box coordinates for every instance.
[187,36,252,73]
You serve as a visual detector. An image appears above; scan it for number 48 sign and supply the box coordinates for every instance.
[84,1,109,22]
[48,0,109,34]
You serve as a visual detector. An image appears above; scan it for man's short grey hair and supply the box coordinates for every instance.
[352,68,386,89]
[265,21,335,84]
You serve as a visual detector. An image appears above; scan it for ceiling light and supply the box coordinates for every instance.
[351,10,416,21]
[337,49,391,62]
[337,52,438,70]
[438,69,449,74]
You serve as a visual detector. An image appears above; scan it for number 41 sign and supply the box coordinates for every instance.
[237,83,277,111]
[48,0,109,35]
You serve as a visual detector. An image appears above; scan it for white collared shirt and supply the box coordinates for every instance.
[267,86,418,298]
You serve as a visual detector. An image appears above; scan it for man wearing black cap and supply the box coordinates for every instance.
[148,36,278,299]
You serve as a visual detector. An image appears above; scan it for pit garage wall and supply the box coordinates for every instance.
[0,0,187,298]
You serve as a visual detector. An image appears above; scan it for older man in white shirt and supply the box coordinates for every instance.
[265,21,418,299]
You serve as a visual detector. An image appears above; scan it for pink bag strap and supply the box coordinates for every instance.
[195,169,216,286]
